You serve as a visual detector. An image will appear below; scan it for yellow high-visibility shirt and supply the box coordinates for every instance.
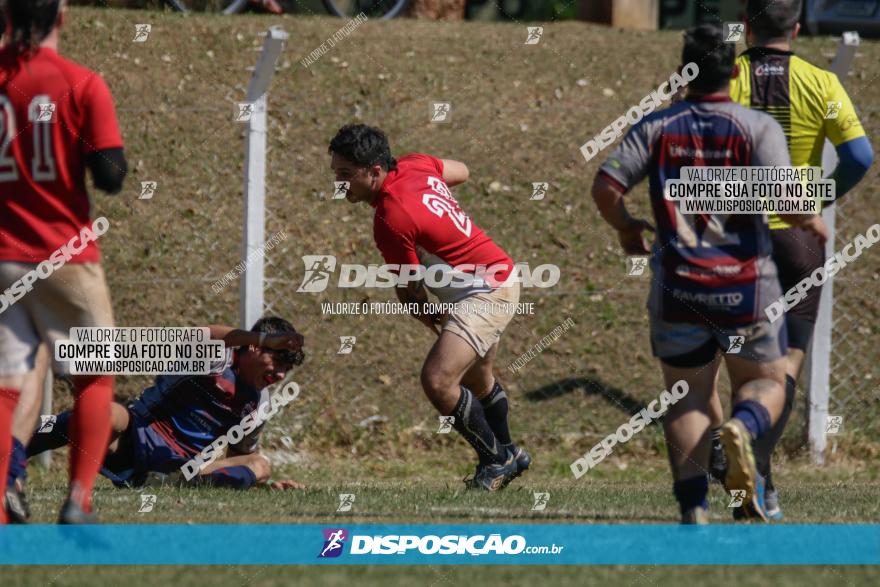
[730,47,866,229]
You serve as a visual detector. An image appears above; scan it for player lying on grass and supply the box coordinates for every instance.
[0,0,128,525]
[6,317,305,523]
[703,0,875,520]
[328,124,529,491]
[591,24,827,523]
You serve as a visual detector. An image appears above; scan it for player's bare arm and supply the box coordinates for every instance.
[440,159,469,187]
[591,175,655,255]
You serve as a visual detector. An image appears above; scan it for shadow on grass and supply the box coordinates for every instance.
[524,377,648,418]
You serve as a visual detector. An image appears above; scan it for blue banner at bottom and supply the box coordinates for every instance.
[1,524,878,565]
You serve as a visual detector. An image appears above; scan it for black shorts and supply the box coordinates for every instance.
[770,226,825,323]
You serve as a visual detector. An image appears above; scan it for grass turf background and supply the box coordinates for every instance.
[6,6,880,585]
[48,5,879,475]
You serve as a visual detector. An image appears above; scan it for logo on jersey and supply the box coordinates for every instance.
[133,24,152,43]
[531,492,550,511]
[727,489,746,508]
[672,290,744,309]
[627,256,649,277]
[755,63,785,76]
[723,22,744,43]
[726,335,745,354]
[139,181,158,200]
[337,494,356,512]
[422,176,472,236]
[319,528,348,558]
[138,494,157,513]
[333,181,350,199]
[825,415,843,434]
[297,255,338,293]
[530,182,549,200]
[525,27,543,45]
[430,101,451,123]
[437,415,455,433]
[337,336,356,354]
[825,101,842,119]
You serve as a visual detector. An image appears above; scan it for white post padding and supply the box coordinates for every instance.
[806,31,859,465]
[241,27,289,330]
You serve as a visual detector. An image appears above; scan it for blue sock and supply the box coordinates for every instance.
[7,438,27,488]
[732,400,772,440]
[673,475,709,514]
[206,465,257,490]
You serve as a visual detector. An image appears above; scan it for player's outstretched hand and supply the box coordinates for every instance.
[269,479,306,490]
[617,218,655,255]
[264,332,304,352]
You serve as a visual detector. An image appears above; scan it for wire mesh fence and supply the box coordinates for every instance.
[825,200,880,442]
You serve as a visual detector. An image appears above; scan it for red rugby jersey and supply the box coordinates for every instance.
[372,154,513,302]
[0,47,123,263]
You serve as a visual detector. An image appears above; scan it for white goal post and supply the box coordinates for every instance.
[240,26,289,330]
[806,31,859,465]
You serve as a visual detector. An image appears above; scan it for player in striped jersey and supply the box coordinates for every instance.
[22,318,305,506]
[591,24,827,523]
[706,0,874,519]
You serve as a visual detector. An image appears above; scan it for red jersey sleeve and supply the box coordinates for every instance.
[373,201,420,267]
[79,73,123,154]
[400,153,444,176]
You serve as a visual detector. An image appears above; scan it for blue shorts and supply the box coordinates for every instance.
[649,315,788,367]
[101,409,189,487]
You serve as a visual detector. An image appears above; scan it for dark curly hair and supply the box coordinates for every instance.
[249,316,304,367]
[328,124,398,171]
[6,0,62,53]
[682,23,735,94]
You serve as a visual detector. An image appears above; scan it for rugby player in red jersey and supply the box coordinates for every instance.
[328,124,529,491]
[0,0,127,523]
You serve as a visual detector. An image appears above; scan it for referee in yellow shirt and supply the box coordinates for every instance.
[709,0,874,520]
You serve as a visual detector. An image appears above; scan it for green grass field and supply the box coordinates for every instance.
[18,457,880,525]
[8,464,880,584]
[6,4,880,585]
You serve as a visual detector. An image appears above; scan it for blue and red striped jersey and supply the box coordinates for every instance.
[598,96,791,325]
[129,350,268,462]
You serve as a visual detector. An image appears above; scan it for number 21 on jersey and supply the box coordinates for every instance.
[0,94,57,183]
